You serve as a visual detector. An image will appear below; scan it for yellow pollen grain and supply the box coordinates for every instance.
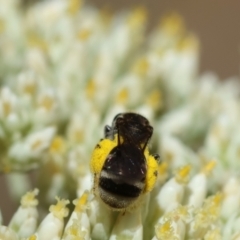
[21,189,39,207]
[127,7,147,28]
[50,136,65,153]
[90,137,117,174]
[144,150,159,192]
[160,12,185,36]
[175,164,191,184]
[70,225,78,236]
[198,193,222,224]
[68,0,82,15]
[146,89,163,110]
[116,88,129,104]
[156,220,175,239]
[66,220,86,239]
[212,192,223,206]
[202,160,216,175]
[49,197,70,219]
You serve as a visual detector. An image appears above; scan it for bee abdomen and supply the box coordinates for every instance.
[98,176,145,209]
[99,177,142,198]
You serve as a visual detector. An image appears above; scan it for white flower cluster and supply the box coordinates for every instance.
[1,0,240,239]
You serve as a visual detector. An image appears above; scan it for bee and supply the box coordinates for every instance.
[90,113,160,211]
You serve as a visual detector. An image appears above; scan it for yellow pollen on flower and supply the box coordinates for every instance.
[175,164,191,184]
[49,197,70,219]
[155,220,177,240]
[2,101,12,117]
[160,13,185,36]
[194,193,223,229]
[211,192,223,208]
[127,7,147,28]
[133,57,149,76]
[116,88,129,104]
[73,191,89,212]
[77,29,91,41]
[50,136,65,154]
[21,189,39,208]
[69,223,80,236]
[202,160,216,175]
[146,89,163,110]
[167,205,190,222]
[86,79,96,99]
[65,220,86,239]
[67,0,82,15]
[28,235,37,240]
[39,95,54,111]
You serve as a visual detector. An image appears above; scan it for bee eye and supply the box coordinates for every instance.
[152,153,161,164]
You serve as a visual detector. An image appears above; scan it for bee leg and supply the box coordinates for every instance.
[152,153,161,164]
[104,125,112,138]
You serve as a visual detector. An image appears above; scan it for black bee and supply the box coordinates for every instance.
[91,113,160,210]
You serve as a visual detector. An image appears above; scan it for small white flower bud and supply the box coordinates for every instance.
[9,189,39,237]
[109,209,143,240]
[0,226,18,240]
[36,197,69,240]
